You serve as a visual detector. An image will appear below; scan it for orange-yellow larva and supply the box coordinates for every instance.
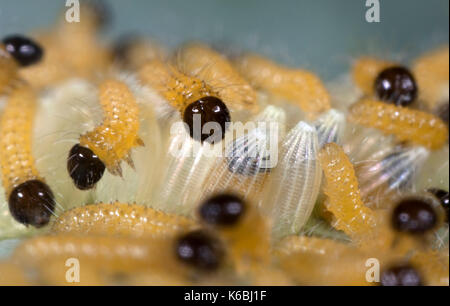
[0,45,19,94]
[352,57,394,95]
[52,202,198,237]
[233,53,331,114]
[13,234,185,276]
[79,79,144,176]
[138,59,217,112]
[412,46,449,109]
[410,249,449,286]
[0,85,56,227]
[348,99,448,150]
[174,43,258,113]
[318,143,378,240]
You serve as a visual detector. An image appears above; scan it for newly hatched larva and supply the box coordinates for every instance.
[198,194,270,276]
[261,121,322,239]
[410,249,449,286]
[356,146,429,208]
[348,99,448,150]
[412,46,449,110]
[234,53,331,114]
[200,105,286,204]
[352,57,394,97]
[174,43,258,113]
[318,143,378,240]
[19,1,111,88]
[0,35,43,94]
[0,85,55,227]
[67,79,144,190]
[52,202,198,237]
[138,59,231,143]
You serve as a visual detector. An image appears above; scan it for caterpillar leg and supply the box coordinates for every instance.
[0,85,55,227]
[234,53,331,114]
[52,202,198,237]
[348,99,448,150]
[174,43,258,113]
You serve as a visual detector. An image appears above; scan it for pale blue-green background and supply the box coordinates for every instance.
[0,0,448,80]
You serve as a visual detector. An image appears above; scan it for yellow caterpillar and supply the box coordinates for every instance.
[0,85,55,227]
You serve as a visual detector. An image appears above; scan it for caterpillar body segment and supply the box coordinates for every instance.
[234,54,331,114]
[52,202,198,237]
[174,43,258,113]
[410,249,449,286]
[138,59,217,113]
[352,57,394,95]
[348,99,448,150]
[79,79,144,176]
[413,46,449,110]
[0,86,40,193]
[318,143,378,240]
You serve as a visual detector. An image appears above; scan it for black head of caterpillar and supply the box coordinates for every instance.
[67,144,106,190]
[2,35,43,67]
[183,96,231,144]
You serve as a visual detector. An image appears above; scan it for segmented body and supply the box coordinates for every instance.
[79,80,144,175]
[138,59,217,113]
[234,54,331,114]
[318,143,377,239]
[413,46,449,109]
[52,202,198,237]
[348,99,448,150]
[174,43,258,113]
[0,86,40,194]
[352,57,394,95]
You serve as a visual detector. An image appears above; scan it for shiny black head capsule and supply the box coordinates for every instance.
[8,180,55,228]
[2,35,43,67]
[375,66,418,107]
[183,96,231,144]
[199,194,246,226]
[380,264,423,286]
[67,144,105,190]
[391,197,438,234]
[427,188,449,223]
[175,230,224,271]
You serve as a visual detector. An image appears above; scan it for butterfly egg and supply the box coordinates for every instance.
[12,234,187,276]
[68,79,144,190]
[311,109,346,148]
[233,53,331,114]
[342,123,397,164]
[149,126,220,215]
[413,46,449,110]
[352,57,394,96]
[318,143,378,240]
[198,194,270,276]
[0,85,56,228]
[174,43,258,114]
[348,99,448,150]
[410,249,449,286]
[200,105,286,204]
[52,202,198,237]
[261,121,322,240]
[356,146,430,208]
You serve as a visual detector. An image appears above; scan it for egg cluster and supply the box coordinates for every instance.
[0,2,448,286]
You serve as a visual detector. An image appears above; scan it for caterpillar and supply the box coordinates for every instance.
[67,79,144,190]
[173,43,258,113]
[233,53,331,114]
[348,99,448,150]
[52,202,198,237]
[0,85,56,228]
